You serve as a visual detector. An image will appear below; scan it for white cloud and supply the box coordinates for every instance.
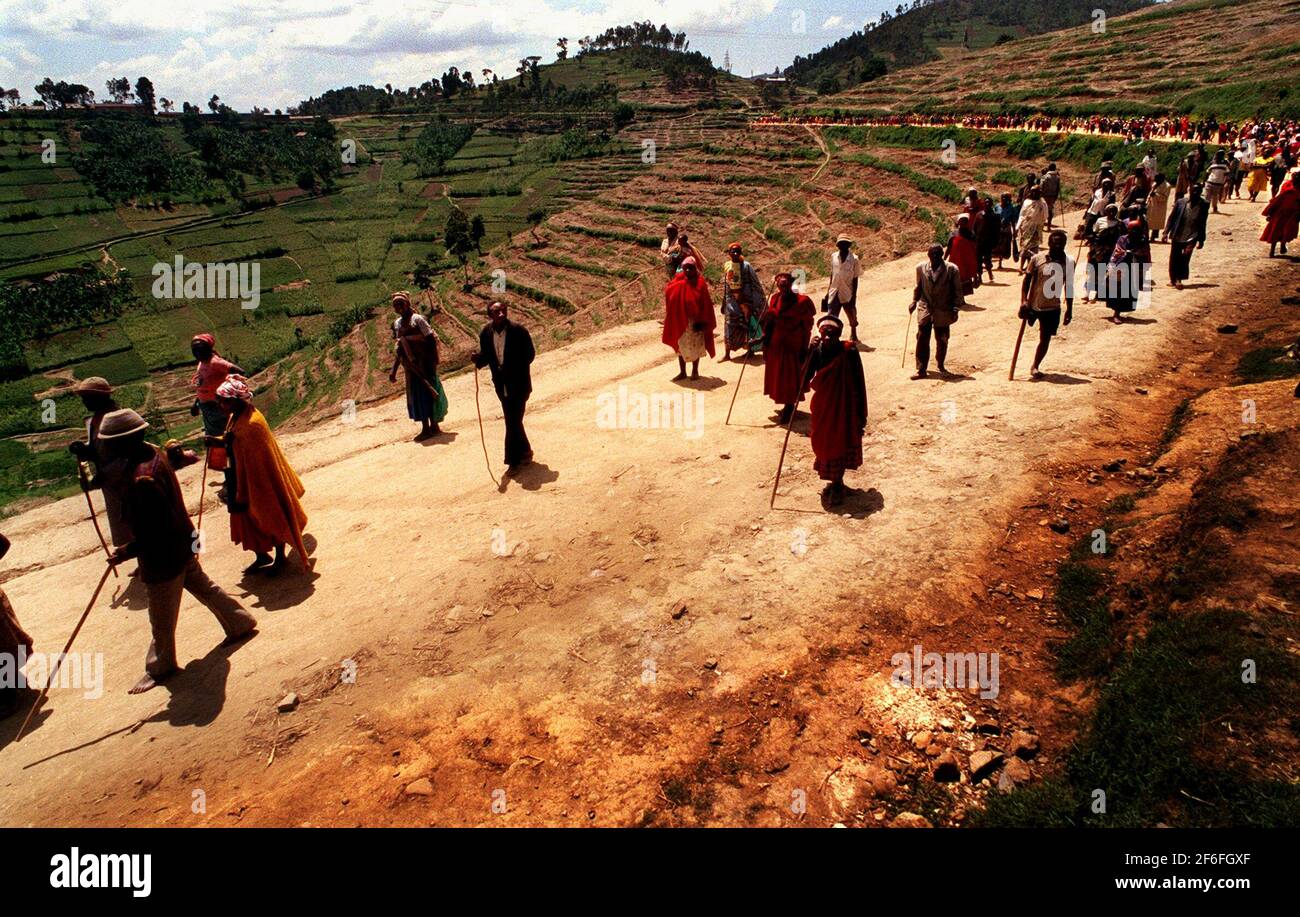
[822,15,845,30]
[0,0,781,109]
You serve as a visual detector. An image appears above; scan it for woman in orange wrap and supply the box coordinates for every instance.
[209,376,309,574]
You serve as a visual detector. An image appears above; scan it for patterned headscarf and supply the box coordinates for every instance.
[215,374,253,402]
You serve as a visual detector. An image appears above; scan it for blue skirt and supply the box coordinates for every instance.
[406,371,448,423]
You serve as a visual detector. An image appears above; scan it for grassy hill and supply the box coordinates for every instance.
[801,0,1300,120]
[784,0,1156,93]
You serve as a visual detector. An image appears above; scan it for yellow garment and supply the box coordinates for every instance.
[1248,158,1271,195]
[229,407,308,566]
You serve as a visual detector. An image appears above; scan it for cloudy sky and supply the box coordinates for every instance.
[0,0,896,111]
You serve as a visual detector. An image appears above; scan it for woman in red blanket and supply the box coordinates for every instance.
[805,315,867,507]
[761,271,816,424]
[945,213,981,295]
[1261,169,1299,257]
[662,256,716,380]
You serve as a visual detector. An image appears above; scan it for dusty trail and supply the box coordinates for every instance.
[0,196,1286,826]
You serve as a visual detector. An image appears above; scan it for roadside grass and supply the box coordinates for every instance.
[982,430,1300,827]
[978,608,1300,827]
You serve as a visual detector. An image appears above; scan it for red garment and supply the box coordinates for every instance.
[662,275,717,358]
[192,354,237,402]
[761,291,815,404]
[809,342,867,481]
[1260,179,1299,244]
[946,231,980,293]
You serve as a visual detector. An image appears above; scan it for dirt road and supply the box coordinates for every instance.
[0,196,1288,826]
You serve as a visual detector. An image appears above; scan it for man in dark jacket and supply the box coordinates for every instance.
[471,301,536,474]
[1166,183,1209,290]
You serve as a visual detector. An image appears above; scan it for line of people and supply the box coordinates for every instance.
[754,112,1300,148]
[5,130,1294,713]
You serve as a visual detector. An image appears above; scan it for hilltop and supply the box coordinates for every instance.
[803,0,1300,120]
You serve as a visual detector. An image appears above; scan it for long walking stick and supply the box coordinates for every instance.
[78,467,118,579]
[473,368,500,487]
[900,308,913,369]
[15,562,114,742]
[725,355,749,425]
[195,450,211,530]
[769,350,816,510]
[1008,316,1029,381]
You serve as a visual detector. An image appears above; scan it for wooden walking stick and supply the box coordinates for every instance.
[77,464,118,579]
[15,562,114,742]
[769,350,816,510]
[900,307,913,369]
[473,368,500,487]
[725,355,748,425]
[1008,314,1029,381]
[195,449,211,530]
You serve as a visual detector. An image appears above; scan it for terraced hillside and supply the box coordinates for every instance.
[806,0,1300,120]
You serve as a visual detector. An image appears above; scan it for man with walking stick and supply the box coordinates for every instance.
[909,244,964,380]
[98,409,257,694]
[761,271,815,425]
[471,302,536,477]
[68,376,128,575]
[1016,229,1074,380]
[805,315,867,507]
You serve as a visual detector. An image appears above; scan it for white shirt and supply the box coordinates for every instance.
[392,313,432,339]
[493,327,506,366]
[829,250,861,303]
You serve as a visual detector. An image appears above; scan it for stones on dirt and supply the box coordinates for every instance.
[932,750,961,783]
[277,693,299,713]
[998,757,1033,792]
[1007,729,1040,760]
[1048,518,1070,534]
[404,777,434,797]
[891,812,932,828]
[670,600,688,620]
[1217,323,1238,334]
[969,750,1004,783]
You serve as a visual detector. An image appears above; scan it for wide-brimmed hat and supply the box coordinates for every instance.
[96,408,149,440]
[836,234,853,245]
[73,376,113,395]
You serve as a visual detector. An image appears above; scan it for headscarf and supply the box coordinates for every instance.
[191,333,216,348]
[215,374,253,402]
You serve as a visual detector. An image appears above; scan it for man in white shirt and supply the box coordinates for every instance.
[827,234,862,344]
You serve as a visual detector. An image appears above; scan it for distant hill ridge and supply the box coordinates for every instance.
[783,0,1157,93]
